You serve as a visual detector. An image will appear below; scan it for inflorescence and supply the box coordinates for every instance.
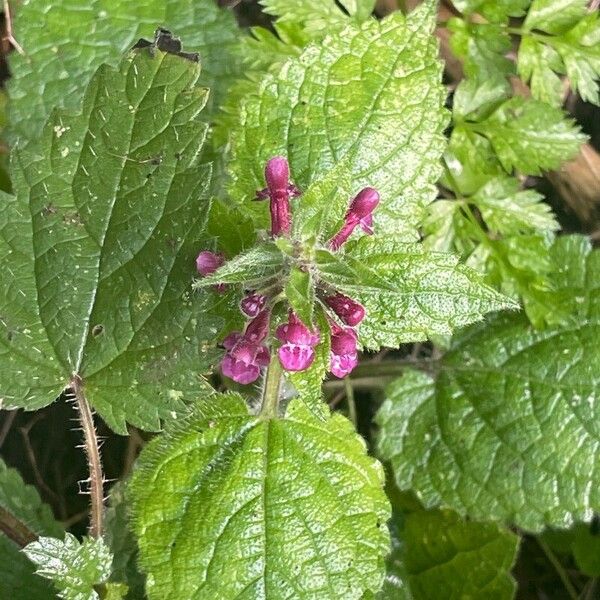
[196,156,380,385]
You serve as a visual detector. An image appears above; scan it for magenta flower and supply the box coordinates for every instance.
[329,323,359,378]
[276,311,320,372]
[324,293,365,326]
[240,292,267,318]
[255,156,300,237]
[328,187,380,251]
[196,250,227,293]
[220,310,271,384]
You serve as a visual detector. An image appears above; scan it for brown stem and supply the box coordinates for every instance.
[71,375,104,538]
[0,505,37,547]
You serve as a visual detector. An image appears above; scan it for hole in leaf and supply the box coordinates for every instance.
[92,324,104,337]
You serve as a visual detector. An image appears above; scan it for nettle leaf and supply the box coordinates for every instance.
[470,96,586,175]
[225,5,448,238]
[0,459,62,599]
[193,243,284,287]
[2,49,225,433]
[9,0,242,143]
[130,393,390,599]
[380,508,518,599]
[376,235,600,531]
[316,237,514,350]
[24,534,116,600]
[285,266,315,327]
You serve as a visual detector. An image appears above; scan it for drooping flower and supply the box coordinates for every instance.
[329,323,359,378]
[276,311,320,372]
[328,187,380,251]
[255,156,300,237]
[196,250,227,293]
[220,310,271,384]
[240,292,267,318]
[324,293,365,326]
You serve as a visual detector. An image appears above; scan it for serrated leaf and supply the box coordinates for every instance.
[380,507,518,599]
[452,77,510,122]
[284,266,314,327]
[224,10,447,237]
[9,0,242,143]
[376,235,600,531]
[471,96,586,175]
[452,0,529,22]
[524,0,587,35]
[316,237,515,350]
[517,37,564,107]
[472,177,559,235]
[2,49,225,433]
[129,393,390,599]
[193,242,284,287]
[24,534,113,600]
[0,458,63,599]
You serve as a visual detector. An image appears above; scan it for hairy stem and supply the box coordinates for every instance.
[71,375,104,538]
[537,536,579,600]
[0,505,37,547]
[260,356,283,418]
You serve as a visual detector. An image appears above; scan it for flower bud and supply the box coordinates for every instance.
[324,293,365,326]
[328,187,380,250]
[240,292,267,318]
[196,251,224,276]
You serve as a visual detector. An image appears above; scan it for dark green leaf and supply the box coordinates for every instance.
[284,267,314,327]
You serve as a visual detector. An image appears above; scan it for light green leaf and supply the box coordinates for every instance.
[452,77,510,122]
[380,507,518,599]
[452,0,529,21]
[472,177,559,235]
[471,96,586,175]
[9,0,242,143]
[376,236,600,531]
[130,393,390,599]
[224,9,447,237]
[517,37,564,107]
[24,534,114,600]
[285,266,314,327]
[524,0,587,35]
[193,243,284,287]
[316,237,515,350]
[0,458,62,599]
[2,49,225,433]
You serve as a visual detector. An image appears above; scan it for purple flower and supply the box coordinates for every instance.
[276,311,320,372]
[329,323,359,378]
[196,250,227,293]
[324,293,365,326]
[240,292,267,318]
[328,187,380,251]
[220,310,271,384]
[255,156,300,237]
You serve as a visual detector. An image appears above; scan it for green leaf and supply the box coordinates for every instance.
[224,9,447,237]
[471,96,586,175]
[517,37,564,107]
[471,177,559,235]
[524,0,587,35]
[0,458,62,599]
[380,507,518,599]
[316,237,515,350]
[572,522,600,577]
[2,49,224,433]
[376,236,600,531]
[193,243,284,287]
[452,0,529,22]
[452,77,510,122]
[9,0,242,143]
[285,266,315,327]
[130,393,390,599]
[24,534,114,600]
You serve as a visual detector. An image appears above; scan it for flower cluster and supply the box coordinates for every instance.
[196,157,379,384]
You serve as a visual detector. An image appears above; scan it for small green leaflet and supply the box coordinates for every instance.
[316,236,515,350]
[524,0,588,35]
[380,507,518,599]
[376,235,600,531]
[129,393,390,599]
[224,4,447,238]
[284,266,314,327]
[24,534,121,600]
[9,0,242,143]
[0,458,62,599]
[1,49,224,433]
[452,0,529,22]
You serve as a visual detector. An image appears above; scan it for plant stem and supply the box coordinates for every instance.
[344,378,357,426]
[537,536,578,600]
[0,505,37,547]
[71,375,104,539]
[260,356,283,418]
